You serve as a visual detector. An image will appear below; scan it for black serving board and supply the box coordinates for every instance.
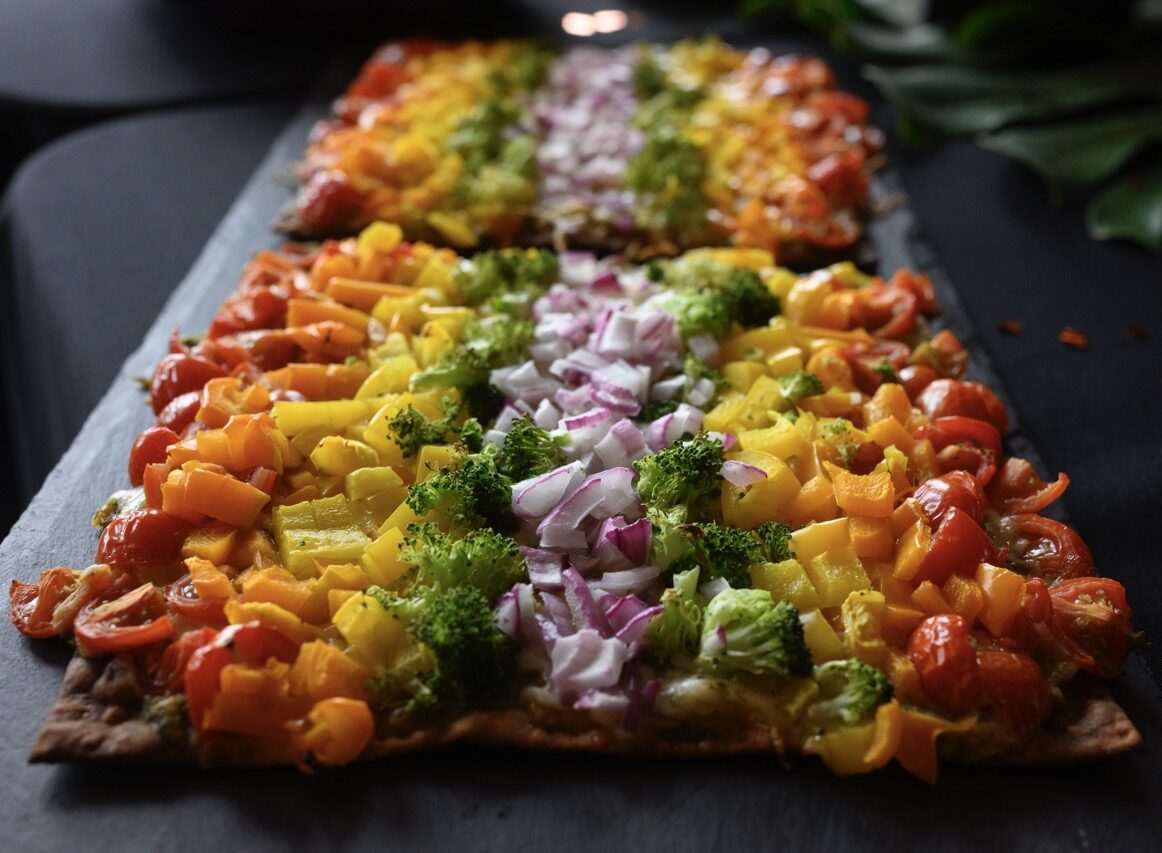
[2,39,1161,853]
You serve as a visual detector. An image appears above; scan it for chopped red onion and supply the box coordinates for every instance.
[607,515,652,565]
[548,628,628,697]
[522,547,566,590]
[512,461,586,520]
[614,604,664,647]
[720,459,768,489]
[573,688,631,727]
[686,333,720,363]
[645,403,704,451]
[562,566,609,635]
[595,565,663,596]
[699,577,732,601]
[492,362,560,403]
[649,375,687,402]
[593,418,647,469]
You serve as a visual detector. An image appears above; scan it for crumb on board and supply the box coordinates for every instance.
[999,319,1023,335]
[1059,327,1089,350]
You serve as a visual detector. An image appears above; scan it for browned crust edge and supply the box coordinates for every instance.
[29,654,1142,770]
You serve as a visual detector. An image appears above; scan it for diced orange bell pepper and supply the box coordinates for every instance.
[201,658,308,739]
[290,641,370,702]
[975,562,1026,637]
[285,298,371,333]
[849,516,895,560]
[240,567,315,616]
[892,708,978,784]
[293,697,375,768]
[197,377,272,429]
[325,277,415,312]
[164,467,270,528]
[864,382,912,426]
[286,321,366,361]
[826,463,895,518]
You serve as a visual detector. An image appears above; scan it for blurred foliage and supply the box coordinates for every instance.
[743,0,1162,252]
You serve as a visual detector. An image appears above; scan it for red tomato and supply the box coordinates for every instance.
[1001,514,1093,584]
[855,282,918,339]
[296,170,365,234]
[184,622,300,732]
[164,575,228,627]
[807,153,869,208]
[915,379,1008,434]
[989,457,1070,515]
[73,582,175,655]
[898,364,937,399]
[156,391,203,434]
[977,650,1055,737]
[208,287,288,338]
[9,568,78,639]
[96,510,191,578]
[913,507,996,585]
[912,471,987,526]
[927,329,968,378]
[1049,578,1133,677]
[908,614,982,716]
[841,340,911,394]
[150,353,228,415]
[916,415,1002,486]
[128,426,180,487]
[144,626,218,694]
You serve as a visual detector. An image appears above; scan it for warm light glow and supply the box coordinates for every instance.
[561,9,629,37]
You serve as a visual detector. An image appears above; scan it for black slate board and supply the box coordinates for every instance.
[2,45,1161,853]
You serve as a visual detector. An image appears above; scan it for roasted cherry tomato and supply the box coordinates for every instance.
[977,650,1055,737]
[908,614,982,716]
[73,582,175,655]
[156,390,203,434]
[184,622,300,731]
[912,470,986,526]
[915,379,1008,434]
[854,281,919,339]
[150,353,228,415]
[916,415,1003,486]
[296,170,365,234]
[898,364,937,399]
[988,457,1070,515]
[164,575,228,627]
[208,287,288,338]
[128,426,180,487]
[1001,514,1093,584]
[1049,578,1133,677]
[96,510,191,578]
[144,626,218,694]
[841,340,911,394]
[9,568,78,639]
[913,507,996,585]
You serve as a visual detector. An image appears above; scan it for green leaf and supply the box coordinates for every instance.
[980,106,1162,193]
[842,21,953,62]
[863,62,1162,139]
[1086,164,1162,252]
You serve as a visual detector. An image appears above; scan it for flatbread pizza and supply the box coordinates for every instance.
[10,230,1141,780]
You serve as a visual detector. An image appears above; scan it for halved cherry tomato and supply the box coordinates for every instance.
[989,457,1070,515]
[150,353,228,415]
[73,582,175,655]
[841,340,911,394]
[916,415,1002,486]
[156,391,203,434]
[920,329,968,379]
[1001,514,1093,584]
[1049,577,1133,677]
[898,364,937,399]
[907,614,982,716]
[977,649,1054,737]
[296,171,365,235]
[914,507,997,585]
[164,575,228,627]
[128,426,180,487]
[96,510,191,579]
[913,470,986,526]
[144,626,218,693]
[854,281,918,339]
[184,622,300,732]
[9,568,78,639]
[208,287,288,338]
[915,379,1008,434]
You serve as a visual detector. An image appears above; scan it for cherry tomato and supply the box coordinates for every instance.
[916,416,1003,486]
[164,575,228,627]
[208,287,288,338]
[128,426,180,487]
[73,582,175,655]
[841,340,911,394]
[96,510,191,578]
[914,507,997,585]
[150,353,228,415]
[9,568,78,639]
[1001,514,1093,584]
[1049,578,1133,677]
[908,614,982,716]
[155,391,202,434]
[988,457,1070,515]
[977,650,1055,737]
[926,329,968,378]
[296,170,365,234]
[807,153,868,208]
[184,622,300,732]
[144,626,218,694]
[916,379,1008,434]
[913,471,987,526]
[898,364,937,399]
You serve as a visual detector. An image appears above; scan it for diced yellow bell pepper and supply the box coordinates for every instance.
[805,546,871,608]
[800,608,845,663]
[355,355,420,399]
[790,517,851,564]
[841,590,888,667]
[975,562,1026,637]
[310,436,380,477]
[182,525,238,565]
[749,559,821,611]
[362,526,410,588]
[722,361,767,393]
[224,598,319,645]
[332,592,409,669]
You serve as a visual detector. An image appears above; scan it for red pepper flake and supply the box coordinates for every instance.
[998,319,1023,335]
[1058,327,1089,350]
[1128,323,1149,342]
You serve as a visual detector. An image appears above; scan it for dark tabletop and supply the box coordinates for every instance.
[0,2,1160,850]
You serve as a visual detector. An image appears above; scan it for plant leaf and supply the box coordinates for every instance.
[863,61,1162,139]
[980,106,1162,193]
[842,21,953,62]
[1086,164,1162,252]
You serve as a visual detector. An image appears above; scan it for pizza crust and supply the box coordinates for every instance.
[28,654,1141,770]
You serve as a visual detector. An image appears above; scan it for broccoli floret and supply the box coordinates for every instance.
[496,416,567,479]
[698,589,811,679]
[652,261,780,338]
[367,587,518,719]
[626,127,708,234]
[720,268,780,326]
[778,370,825,403]
[807,659,893,731]
[632,434,725,519]
[646,566,703,666]
[646,505,695,570]
[406,452,516,534]
[635,399,680,423]
[454,248,560,307]
[671,522,759,589]
[467,315,536,366]
[820,417,861,467]
[400,522,527,603]
[447,96,523,172]
[387,398,466,458]
[632,49,667,98]
[654,287,732,340]
[869,358,900,384]
[754,521,795,563]
[683,353,726,389]
[458,417,484,453]
[411,347,490,396]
